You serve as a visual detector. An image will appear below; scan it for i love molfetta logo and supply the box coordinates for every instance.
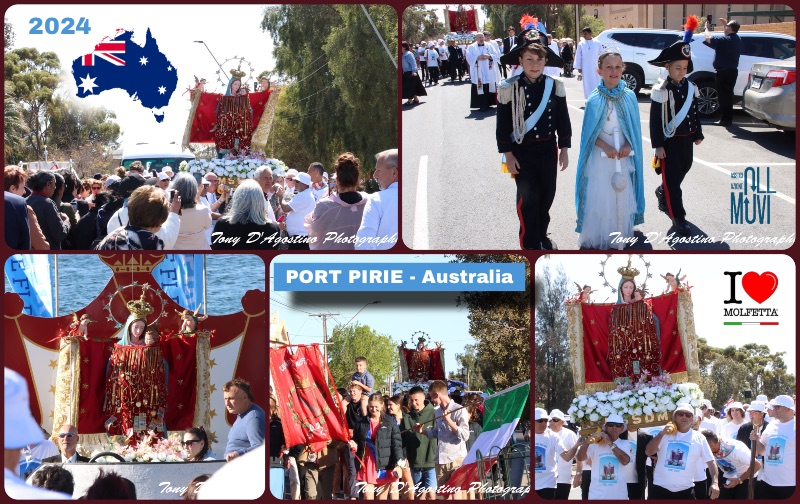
[722,271,779,325]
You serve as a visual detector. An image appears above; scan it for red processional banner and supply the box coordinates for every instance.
[187,90,271,144]
[270,344,350,452]
[580,293,686,384]
[448,8,478,33]
[399,347,446,381]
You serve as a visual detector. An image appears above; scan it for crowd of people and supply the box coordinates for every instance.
[271,356,494,500]
[5,368,265,500]
[535,394,796,499]
[4,148,398,251]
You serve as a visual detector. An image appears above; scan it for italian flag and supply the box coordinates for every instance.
[444,380,530,491]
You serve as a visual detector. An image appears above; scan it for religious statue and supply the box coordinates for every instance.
[574,283,596,303]
[67,312,95,341]
[398,335,446,382]
[104,291,168,440]
[175,306,208,335]
[661,270,687,294]
[213,66,253,157]
[607,260,661,383]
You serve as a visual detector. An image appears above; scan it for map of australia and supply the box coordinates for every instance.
[71,29,178,123]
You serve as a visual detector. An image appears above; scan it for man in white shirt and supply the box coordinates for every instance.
[534,408,581,499]
[752,395,795,499]
[466,32,500,111]
[646,404,719,499]
[700,400,719,434]
[307,162,328,201]
[42,424,89,463]
[279,172,315,250]
[701,429,761,499]
[576,413,631,500]
[548,409,580,498]
[574,27,603,100]
[355,149,398,250]
[5,368,71,499]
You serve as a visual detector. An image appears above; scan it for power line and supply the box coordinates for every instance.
[292,61,330,86]
[283,53,327,81]
[287,84,335,105]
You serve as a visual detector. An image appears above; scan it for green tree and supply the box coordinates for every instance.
[707,356,750,406]
[535,263,575,412]
[47,97,120,153]
[482,4,549,38]
[452,254,530,391]
[4,17,14,53]
[4,94,28,165]
[328,323,397,391]
[261,5,396,175]
[455,344,487,390]
[402,5,445,43]
[4,47,62,161]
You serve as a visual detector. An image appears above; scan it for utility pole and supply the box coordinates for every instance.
[309,312,339,365]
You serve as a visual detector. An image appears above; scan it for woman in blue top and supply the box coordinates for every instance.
[402,41,426,106]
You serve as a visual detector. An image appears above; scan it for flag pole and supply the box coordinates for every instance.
[399,404,471,434]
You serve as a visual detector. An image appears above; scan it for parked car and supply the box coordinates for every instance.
[595,28,796,116]
[742,57,796,131]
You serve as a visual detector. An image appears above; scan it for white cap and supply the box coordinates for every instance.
[295,172,312,186]
[162,166,174,175]
[549,409,566,421]
[104,175,121,187]
[673,404,694,416]
[200,178,211,186]
[769,395,795,411]
[322,172,329,180]
[756,394,769,403]
[535,408,549,421]
[749,401,766,413]
[605,414,625,425]
[272,167,286,177]
[703,399,713,410]
[729,401,744,411]
[157,172,170,181]
[5,368,44,449]
[286,168,299,178]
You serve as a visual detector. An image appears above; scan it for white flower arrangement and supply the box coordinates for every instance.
[90,431,189,463]
[182,151,288,182]
[392,381,430,395]
[567,374,704,425]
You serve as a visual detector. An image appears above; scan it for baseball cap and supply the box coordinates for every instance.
[729,401,744,411]
[749,401,766,413]
[295,172,312,186]
[162,166,174,175]
[673,404,694,416]
[5,368,44,449]
[104,175,121,187]
[549,409,566,421]
[756,394,768,403]
[535,408,549,421]
[703,399,713,410]
[286,168,299,179]
[201,178,211,186]
[157,172,170,181]
[726,20,740,31]
[605,414,625,425]
[769,395,795,411]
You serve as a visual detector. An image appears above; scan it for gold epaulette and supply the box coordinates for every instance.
[498,74,521,104]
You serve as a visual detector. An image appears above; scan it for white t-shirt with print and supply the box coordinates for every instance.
[553,428,579,484]
[285,189,315,236]
[587,440,631,499]
[700,417,719,436]
[653,429,714,492]
[759,418,796,487]
[714,438,753,480]
[425,48,440,67]
[534,429,568,490]
[622,431,638,484]
[719,419,745,440]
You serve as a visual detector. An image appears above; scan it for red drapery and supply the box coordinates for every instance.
[188,90,271,145]
[580,293,686,384]
[448,8,478,33]
[104,345,168,436]
[270,344,350,452]
[400,348,446,381]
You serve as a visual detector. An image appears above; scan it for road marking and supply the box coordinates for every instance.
[413,155,430,249]
[566,103,796,205]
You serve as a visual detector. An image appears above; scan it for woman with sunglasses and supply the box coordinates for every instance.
[576,413,631,500]
[183,427,216,461]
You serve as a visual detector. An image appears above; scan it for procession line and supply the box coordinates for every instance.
[566,103,796,206]
[413,155,430,249]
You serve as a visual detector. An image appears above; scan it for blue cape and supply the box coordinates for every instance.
[575,80,644,233]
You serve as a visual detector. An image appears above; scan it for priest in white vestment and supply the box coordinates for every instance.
[466,32,501,111]
[574,27,604,100]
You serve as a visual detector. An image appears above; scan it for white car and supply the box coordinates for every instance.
[595,28,796,116]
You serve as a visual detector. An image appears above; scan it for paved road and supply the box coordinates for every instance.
[402,75,795,251]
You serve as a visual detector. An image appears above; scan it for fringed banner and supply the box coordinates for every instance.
[250,88,280,153]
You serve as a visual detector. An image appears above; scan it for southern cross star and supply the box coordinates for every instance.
[79,73,98,94]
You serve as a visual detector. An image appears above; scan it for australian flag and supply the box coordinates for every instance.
[71,29,178,123]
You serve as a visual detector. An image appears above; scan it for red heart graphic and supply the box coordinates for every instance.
[741,272,778,304]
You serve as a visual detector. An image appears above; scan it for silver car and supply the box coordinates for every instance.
[743,57,796,131]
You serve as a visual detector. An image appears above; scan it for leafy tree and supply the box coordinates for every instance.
[402,5,446,43]
[47,97,120,154]
[261,5,396,175]
[483,4,549,38]
[455,344,487,390]
[707,356,750,406]
[4,17,14,53]
[328,322,397,392]
[4,95,28,165]
[4,48,62,161]
[535,263,574,412]
[452,254,530,391]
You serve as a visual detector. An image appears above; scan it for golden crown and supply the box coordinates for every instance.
[127,291,154,319]
[617,258,640,280]
[230,64,246,79]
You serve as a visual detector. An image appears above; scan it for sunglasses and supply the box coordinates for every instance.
[674,411,694,418]
[606,423,624,428]
[92,186,101,190]
[535,418,548,423]
[182,439,201,445]
[549,418,563,422]
[58,433,75,438]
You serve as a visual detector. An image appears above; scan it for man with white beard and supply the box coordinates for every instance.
[574,27,604,100]
[466,32,500,111]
